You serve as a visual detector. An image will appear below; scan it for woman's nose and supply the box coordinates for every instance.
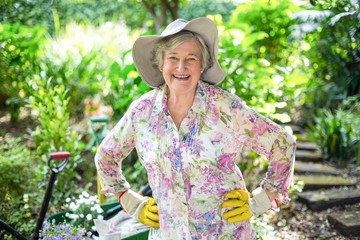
[176,60,186,71]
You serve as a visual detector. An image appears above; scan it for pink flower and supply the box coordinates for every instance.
[204,103,220,125]
[184,178,192,202]
[218,153,235,174]
[252,121,268,136]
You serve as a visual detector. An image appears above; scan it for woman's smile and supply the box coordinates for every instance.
[173,74,191,80]
[161,38,202,96]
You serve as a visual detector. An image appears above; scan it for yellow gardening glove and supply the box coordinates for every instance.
[138,198,160,228]
[222,189,252,223]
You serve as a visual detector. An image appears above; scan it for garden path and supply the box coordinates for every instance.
[291,125,360,238]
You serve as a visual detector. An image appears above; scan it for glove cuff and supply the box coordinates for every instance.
[248,187,272,217]
[119,189,148,218]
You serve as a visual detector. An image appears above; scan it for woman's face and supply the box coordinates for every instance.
[161,38,202,96]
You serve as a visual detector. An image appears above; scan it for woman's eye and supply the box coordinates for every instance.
[187,57,198,61]
[169,56,177,60]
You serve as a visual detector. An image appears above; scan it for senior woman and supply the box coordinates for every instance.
[95,17,296,240]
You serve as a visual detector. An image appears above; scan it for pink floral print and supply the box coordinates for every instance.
[95,81,296,240]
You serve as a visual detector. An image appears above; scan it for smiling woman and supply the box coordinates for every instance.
[95,17,296,240]
[160,38,203,128]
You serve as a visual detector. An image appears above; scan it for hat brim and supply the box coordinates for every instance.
[132,17,226,88]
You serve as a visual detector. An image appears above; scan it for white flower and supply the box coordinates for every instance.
[77,198,85,205]
[65,198,71,203]
[82,191,90,198]
[68,213,78,219]
[97,215,104,220]
[80,214,84,218]
[86,214,93,220]
[69,202,78,211]
[89,195,98,203]
[97,208,104,214]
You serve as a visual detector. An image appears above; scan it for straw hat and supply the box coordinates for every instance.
[132,17,226,88]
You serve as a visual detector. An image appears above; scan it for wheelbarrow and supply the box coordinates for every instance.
[0,152,70,240]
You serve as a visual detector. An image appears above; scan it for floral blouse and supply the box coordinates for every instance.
[95,80,296,240]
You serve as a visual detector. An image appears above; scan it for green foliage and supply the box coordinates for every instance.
[226,0,302,65]
[105,55,150,120]
[64,191,103,231]
[215,0,308,123]
[0,137,36,200]
[294,0,360,114]
[0,137,39,239]
[27,77,85,207]
[123,160,149,191]
[0,23,46,121]
[0,0,145,35]
[238,151,268,191]
[179,0,237,22]
[0,194,38,240]
[41,22,132,115]
[308,96,360,166]
[28,78,72,154]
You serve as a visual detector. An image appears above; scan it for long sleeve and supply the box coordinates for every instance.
[94,104,136,195]
[232,98,296,204]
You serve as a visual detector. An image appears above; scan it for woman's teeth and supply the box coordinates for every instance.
[174,75,190,79]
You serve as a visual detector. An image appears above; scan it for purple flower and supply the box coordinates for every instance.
[231,99,243,110]
[87,231,93,239]
[42,221,50,233]
[218,153,235,174]
[234,225,245,239]
[184,178,192,201]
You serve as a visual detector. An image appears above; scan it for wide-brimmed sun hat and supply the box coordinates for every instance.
[132,17,226,88]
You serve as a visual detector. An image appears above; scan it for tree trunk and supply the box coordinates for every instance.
[141,0,181,32]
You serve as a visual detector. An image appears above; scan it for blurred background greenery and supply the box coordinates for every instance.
[0,0,359,238]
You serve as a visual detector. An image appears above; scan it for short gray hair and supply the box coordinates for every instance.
[151,30,213,73]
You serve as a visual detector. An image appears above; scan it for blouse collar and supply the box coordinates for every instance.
[151,80,207,116]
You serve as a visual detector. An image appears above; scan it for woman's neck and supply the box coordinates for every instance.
[166,88,195,129]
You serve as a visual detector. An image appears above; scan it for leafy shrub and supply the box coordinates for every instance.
[0,194,39,240]
[27,77,85,207]
[0,23,46,121]
[0,137,36,199]
[308,96,360,166]
[0,137,39,239]
[180,0,237,22]
[41,22,133,116]
[105,57,150,120]
[293,0,360,115]
[214,3,308,124]
[0,0,141,35]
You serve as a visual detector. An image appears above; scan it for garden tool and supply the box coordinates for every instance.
[89,116,108,204]
[0,152,70,240]
[89,116,108,146]
[222,187,273,223]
